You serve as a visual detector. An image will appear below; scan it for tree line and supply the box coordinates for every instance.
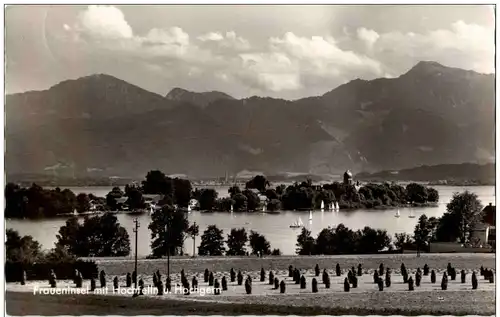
[296,191,490,255]
[5,171,439,219]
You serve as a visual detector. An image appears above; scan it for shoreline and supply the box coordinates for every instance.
[5,202,441,220]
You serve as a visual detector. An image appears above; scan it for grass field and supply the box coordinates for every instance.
[5,291,495,316]
[7,253,496,315]
[94,253,495,275]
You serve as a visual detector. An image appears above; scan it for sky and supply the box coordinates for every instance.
[5,5,495,99]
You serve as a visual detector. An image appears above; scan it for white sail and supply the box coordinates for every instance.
[291,217,304,228]
[309,210,313,220]
[409,210,415,218]
[263,203,267,212]
[330,202,334,210]
[395,209,401,217]
[320,200,325,211]
[335,202,339,211]
[187,204,191,212]
[230,204,233,213]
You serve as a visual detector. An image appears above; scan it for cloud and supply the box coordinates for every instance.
[145,27,189,46]
[236,52,300,91]
[367,20,494,74]
[64,6,494,98]
[198,31,250,51]
[198,32,224,41]
[77,5,133,39]
[357,27,379,49]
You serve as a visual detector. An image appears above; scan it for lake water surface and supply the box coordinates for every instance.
[6,185,495,256]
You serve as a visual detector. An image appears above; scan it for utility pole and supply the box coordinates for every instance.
[165,214,170,278]
[133,218,140,291]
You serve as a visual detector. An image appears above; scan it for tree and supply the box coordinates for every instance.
[427,187,439,202]
[232,193,248,211]
[124,185,145,210]
[76,193,91,213]
[356,227,391,254]
[142,170,174,196]
[227,228,248,256]
[228,186,241,197]
[243,189,260,211]
[198,225,225,256]
[245,175,270,193]
[330,224,359,254]
[215,197,234,211]
[6,229,42,264]
[414,215,438,252]
[406,183,428,203]
[186,222,199,257]
[267,199,281,211]
[249,230,271,256]
[173,178,192,208]
[394,233,414,250]
[55,217,82,255]
[198,189,218,211]
[56,213,131,257]
[94,213,131,256]
[149,205,189,257]
[5,183,27,218]
[315,227,335,255]
[436,191,484,243]
[296,227,315,255]
[106,187,124,210]
[265,189,279,200]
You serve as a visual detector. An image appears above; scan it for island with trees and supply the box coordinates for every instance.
[5,170,440,219]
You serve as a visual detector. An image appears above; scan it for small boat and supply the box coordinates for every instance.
[409,210,416,218]
[320,200,325,211]
[335,202,340,212]
[187,204,192,212]
[230,204,233,213]
[395,209,401,218]
[262,203,267,212]
[330,202,334,211]
[290,217,304,228]
[309,210,313,221]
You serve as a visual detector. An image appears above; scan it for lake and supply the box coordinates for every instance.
[5,185,495,256]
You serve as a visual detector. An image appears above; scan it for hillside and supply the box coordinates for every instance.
[356,163,495,184]
[5,61,495,179]
[165,87,235,108]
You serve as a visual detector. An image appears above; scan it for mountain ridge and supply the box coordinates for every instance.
[5,61,495,179]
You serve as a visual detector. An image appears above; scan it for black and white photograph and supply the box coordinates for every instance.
[3,3,496,315]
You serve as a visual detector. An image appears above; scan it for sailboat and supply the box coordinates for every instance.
[290,217,304,228]
[320,200,325,211]
[309,210,313,221]
[187,204,192,212]
[408,210,416,218]
[330,202,334,211]
[230,204,234,213]
[262,203,267,212]
[395,209,401,218]
[335,202,340,212]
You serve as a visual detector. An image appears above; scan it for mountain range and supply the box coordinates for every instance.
[5,61,495,179]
